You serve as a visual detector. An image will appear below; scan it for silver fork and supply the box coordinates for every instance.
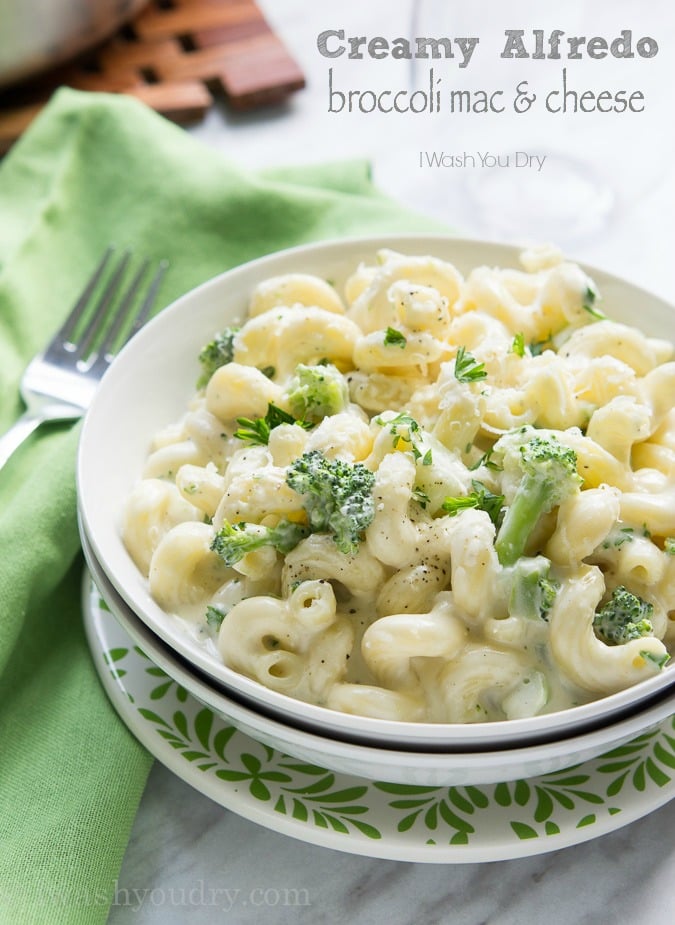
[0,247,168,472]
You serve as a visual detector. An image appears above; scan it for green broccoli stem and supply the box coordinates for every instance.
[495,475,551,566]
[507,556,558,621]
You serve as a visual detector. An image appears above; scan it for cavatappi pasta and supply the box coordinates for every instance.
[122,246,675,723]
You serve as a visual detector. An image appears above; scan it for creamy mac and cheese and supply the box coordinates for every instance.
[122,247,675,723]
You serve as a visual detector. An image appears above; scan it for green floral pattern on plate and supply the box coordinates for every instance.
[88,586,675,863]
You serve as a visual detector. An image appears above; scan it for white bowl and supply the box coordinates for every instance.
[77,234,675,750]
[81,525,675,786]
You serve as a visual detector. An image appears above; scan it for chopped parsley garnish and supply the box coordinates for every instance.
[378,411,421,436]
[641,651,671,670]
[511,333,526,357]
[454,346,488,383]
[582,285,606,320]
[529,336,552,357]
[412,486,431,509]
[206,605,226,630]
[602,527,635,550]
[442,480,504,527]
[375,412,424,457]
[665,537,675,556]
[234,402,314,445]
[383,326,407,348]
[469,446,503,472]
[375,412,434,464]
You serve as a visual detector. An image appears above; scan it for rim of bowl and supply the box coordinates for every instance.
[80,511,674,753]
[77,232,675,747]
[81,527,675,777]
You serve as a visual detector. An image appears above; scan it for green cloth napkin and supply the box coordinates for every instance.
[0,88,444,924]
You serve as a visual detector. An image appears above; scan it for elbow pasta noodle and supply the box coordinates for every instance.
[234,306,361,377]
[632,420,675,477]
[214,463,304,526]
[326,683,426,722]
[522,360,586,431]
[546,486,622,567]
[586,396,652,466]
[142,439,208,481]
[445,509,501,628]
[639,362,675,429]
[549,567,668,695]
[122,247,674,724]
[303,412,372,463]
[437,644,537,723]
[568,354,639,408]
[346,251,462,334]
[353,328,449,371]
[619,490,675,537]
[376,563,449,617]
[559,321,673,376]
[247,273,347,317]
[346,369,426,414]
[184,407,232,464]
[365,451,422,568]
[217,581,354,702]
[282,534,387,599]
[149,522,228,611]
[206,363,283,422]
[361,592,468,690]
[123,480,202,575]
[650,409,675,451]
[175,463,226,517]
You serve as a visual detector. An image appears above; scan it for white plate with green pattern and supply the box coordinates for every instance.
[84,576,675,863]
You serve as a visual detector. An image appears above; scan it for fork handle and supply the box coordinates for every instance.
[0,411,45,471]
[0,404,85,471]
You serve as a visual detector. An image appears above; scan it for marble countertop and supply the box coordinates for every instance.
[108,2,675,922]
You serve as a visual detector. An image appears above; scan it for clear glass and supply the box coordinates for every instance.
[409,0,675,246]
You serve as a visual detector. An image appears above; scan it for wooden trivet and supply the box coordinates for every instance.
[0,0,305,154]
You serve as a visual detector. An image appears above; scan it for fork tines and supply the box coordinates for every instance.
[47,247,168,371]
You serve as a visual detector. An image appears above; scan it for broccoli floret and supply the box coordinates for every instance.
[210,518,309,566]
[286,450,375,555]
[286,363,349,423]
[197,327,240,388]
[593,586,654,645]
[508,556,559,622]
[494,429,582,566]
